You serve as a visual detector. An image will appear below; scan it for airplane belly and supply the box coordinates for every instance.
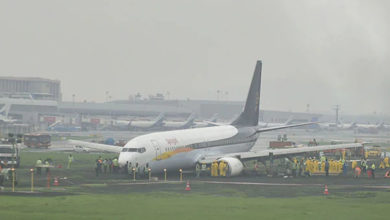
[148,142,255,173]
[149,150,202,173]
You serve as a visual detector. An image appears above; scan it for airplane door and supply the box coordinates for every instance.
[150,140,161,160]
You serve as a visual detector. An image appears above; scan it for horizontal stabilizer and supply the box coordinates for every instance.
[256,122,318,133]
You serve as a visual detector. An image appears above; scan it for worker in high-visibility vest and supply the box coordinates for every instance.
[337,160,343,173]
[352,160,357,169]
[211,161,218,177]
[313,160,319,173]
[384,157,390,168]
[371,163,376,179]
[379,160,385,169]
[67,154,74,169]
[217,161,223,177]
[305,159,311,176]
[354,166,361,178]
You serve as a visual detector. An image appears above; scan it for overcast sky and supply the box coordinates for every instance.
[0,0,389,115]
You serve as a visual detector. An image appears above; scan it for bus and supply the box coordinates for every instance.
[24,134,51,148]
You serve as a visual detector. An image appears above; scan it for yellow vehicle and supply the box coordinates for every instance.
[364,146,381,158]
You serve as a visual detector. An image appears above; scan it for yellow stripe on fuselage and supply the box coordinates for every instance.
[154,147,193,160]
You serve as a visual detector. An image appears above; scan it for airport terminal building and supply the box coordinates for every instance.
[0,77,321,133]
[0,77,61,101]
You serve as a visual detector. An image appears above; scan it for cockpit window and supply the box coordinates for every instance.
[122,148,145,153]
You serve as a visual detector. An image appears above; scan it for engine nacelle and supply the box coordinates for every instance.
[217,157,244,176]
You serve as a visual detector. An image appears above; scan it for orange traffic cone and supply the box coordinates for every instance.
[185,180,191,191]
[54,177,59,186]
[324,185,329,195]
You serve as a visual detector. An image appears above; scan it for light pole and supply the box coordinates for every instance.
[30,168,34,192]
[11,167,15,192]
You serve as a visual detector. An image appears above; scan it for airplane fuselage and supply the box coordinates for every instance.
[118,125,258,173]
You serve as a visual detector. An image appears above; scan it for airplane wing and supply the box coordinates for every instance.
[199,143,363,163]
[256,122,317,133]
[68,140,122,153]
[203,121,226,126]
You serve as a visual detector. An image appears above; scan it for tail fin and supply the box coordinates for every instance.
[186,113,196,123]
[209,113,218,123]
[284,115,294,125]
[231,60,262,127]
[153,113,165,126]
[0,104,11,117]
[183,113,196,128]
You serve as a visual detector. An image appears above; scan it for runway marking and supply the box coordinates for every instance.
[194,180,390,189]
[109,180,390,189]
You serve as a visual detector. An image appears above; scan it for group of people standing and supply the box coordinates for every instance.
[286,157,348,177]
[95,157,120,176]
[352,158,376,178]
[210,161,228,177]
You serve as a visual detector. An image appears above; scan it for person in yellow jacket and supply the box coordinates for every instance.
[379,160,385,169]
[310,159,316,173]
[352,160,357,169]
[371,163,376,179]
[305,159,311,175]
[211,161,218,177]
[384,157,389,168]
[218,161,225,177]
[335,160,342,173]
[313,160,319,173]
[331,160,336,173]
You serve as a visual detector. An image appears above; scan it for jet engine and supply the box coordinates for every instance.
[217,157,244,176]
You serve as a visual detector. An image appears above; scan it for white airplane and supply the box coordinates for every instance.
[318,121,356,130]
[192,113,219,128]
[162,113,196,130]
[258,116,295,128]
[353,122,386,134]
[125,113,165,130]
[70,61,362,176]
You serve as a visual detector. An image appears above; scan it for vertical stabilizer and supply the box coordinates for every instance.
[153,112,165,127]
[0,103,11,117]
[231,60,262,127]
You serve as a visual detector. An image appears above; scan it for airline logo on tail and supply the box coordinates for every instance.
[255,91,260,112]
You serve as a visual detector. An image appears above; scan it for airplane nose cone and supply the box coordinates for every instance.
[118,152,137,167]
[118,153,128,167]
